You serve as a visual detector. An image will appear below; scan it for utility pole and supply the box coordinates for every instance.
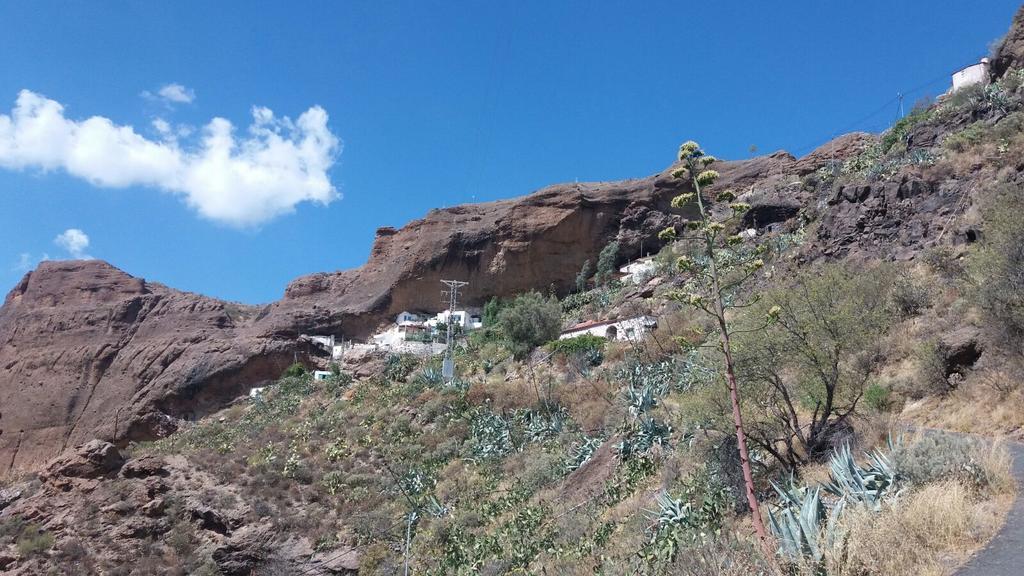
[897,92,905,119]
[440,279,469,381]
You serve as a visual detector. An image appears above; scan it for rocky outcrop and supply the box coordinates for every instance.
[814,174,970,260]
[0,260,297,471]
[0,450,360,575]
[42,440,124,483]
[991,5,1024,80]
[257,152,801,341]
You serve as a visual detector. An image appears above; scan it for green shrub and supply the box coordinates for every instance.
[862,383,892,412]
[892,271,934,317]
[595,240,620,285]
[892,433,1000,491]
[495,291,562,358]
[15,524,53,557]
[575,259,592,292]
[943,121,989,152]
[547,334,606,357]
[482,297,504,327]
[880,108,932,153]
[913,339,954,396]
[282,362,307,378]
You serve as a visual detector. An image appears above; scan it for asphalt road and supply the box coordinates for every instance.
[955,440,1024,576]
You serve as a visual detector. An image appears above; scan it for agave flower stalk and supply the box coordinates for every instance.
[663,141,770,550]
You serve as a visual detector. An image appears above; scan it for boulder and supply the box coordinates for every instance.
[0,487,21,511]
[43,440,124,481]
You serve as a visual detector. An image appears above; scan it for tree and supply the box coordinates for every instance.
[482,297,503,327]
[735,263,895,470]
[594,241,619,285]
[496,291,563,358]
[659,140,770,548]
[575,259,593,292]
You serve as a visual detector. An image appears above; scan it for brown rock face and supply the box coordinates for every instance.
[257,154,795,341]
[991,5,1024,80]
[0,260,296,472]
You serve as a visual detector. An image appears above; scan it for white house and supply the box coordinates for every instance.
[301,334,336,355]
[313,370,333,381]
[559,315,657,342]
[618,258,659,285]
[426,309,483,330]
[951,58,990,92]
[395,311,424,325]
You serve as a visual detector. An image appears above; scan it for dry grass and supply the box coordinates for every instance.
[903,384,1024,438]
[818,480,1009,576]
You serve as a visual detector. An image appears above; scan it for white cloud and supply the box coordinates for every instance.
[54,228,91,259]
[13,252,32,271]
[0,90,342,226]
[12,251,50,272]
[157,83,195,104]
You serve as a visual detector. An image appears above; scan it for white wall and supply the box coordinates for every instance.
[952,61,990,92]
[559,316,656,341]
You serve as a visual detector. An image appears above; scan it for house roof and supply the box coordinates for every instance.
[561,315,657,334]
[562,319,616,333]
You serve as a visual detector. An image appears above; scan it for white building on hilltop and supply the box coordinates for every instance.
[559,315,657,342]
[951,58,991,92]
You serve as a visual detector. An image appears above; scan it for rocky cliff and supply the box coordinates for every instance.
[6,17,1024,470]
[0,261,296,471]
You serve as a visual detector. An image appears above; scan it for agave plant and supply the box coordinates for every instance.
[414,367,444,388]
[617,416,672,459]
[564,435,603,473]
[767,479,845,565]
[625,383,660,416]
[823,443,899,511]
[521,406,567,443]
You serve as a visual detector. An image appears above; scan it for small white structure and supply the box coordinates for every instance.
[396,311,424,324]
[313,370,333,381]
[249,387,266,399]
[426,309,483,330]
[952,58,990,92]
[559,315,657,342]
[618,258,659,285]
[301,334,337,356]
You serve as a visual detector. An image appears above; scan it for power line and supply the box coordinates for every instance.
[789,71,953,158]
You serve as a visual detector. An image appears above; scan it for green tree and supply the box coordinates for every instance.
[575,259,592,292]
[482,297,504,327]
[735,263,896,470]
[496,291,563,358]
[594,241,619,285]
[659,140,770,548]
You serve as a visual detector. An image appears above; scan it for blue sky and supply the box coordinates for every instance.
[1,1,1019,303]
